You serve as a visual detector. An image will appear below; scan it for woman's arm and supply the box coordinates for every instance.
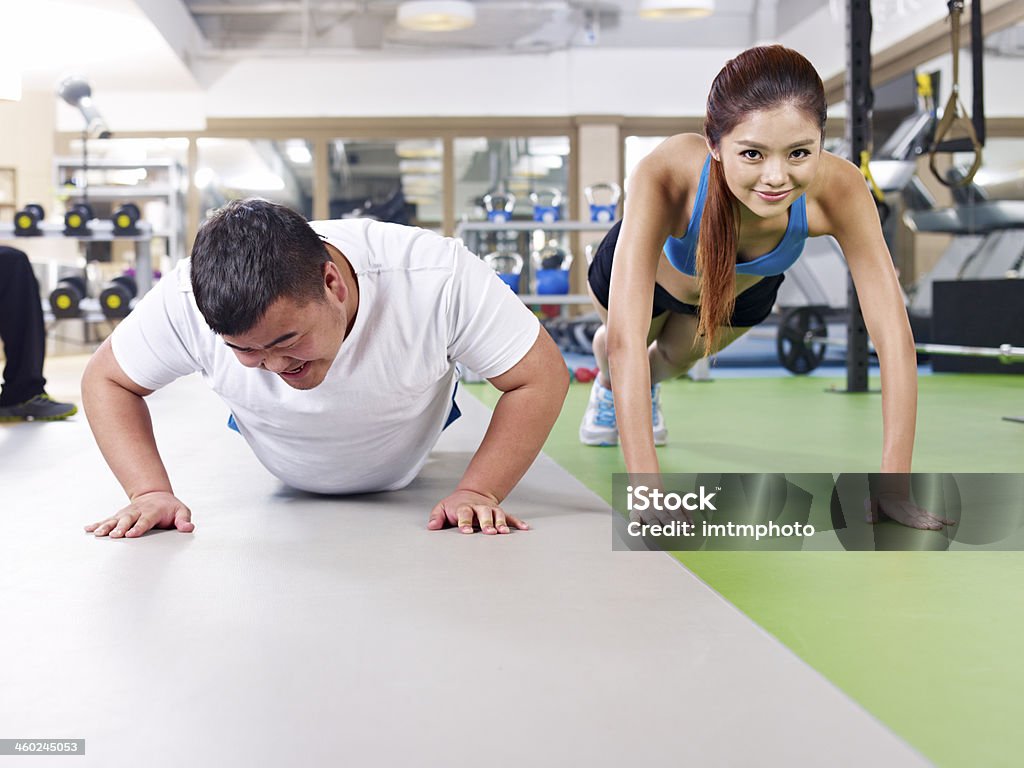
[819,157,917,472]
[606,135,701,479]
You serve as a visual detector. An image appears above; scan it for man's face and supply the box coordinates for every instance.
[221,290,347,391]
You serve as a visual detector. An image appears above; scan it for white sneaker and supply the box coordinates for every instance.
[580,380,618,446]
[651,383,668,446]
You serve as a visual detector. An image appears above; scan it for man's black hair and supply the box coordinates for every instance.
[190,198,330,335]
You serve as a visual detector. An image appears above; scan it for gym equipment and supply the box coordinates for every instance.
[773,306,1024,375]
[483,192,516,223]
[532,239,573,295]
[48,276,88,319]
[904,176,1024,320]
[928,0,984,188]
[112,203,141,236]
[529,188,562,223]
[776,307,829,375]
[843,0,875,393]
[584,183,621,223]
[932,279,1024,374]
[13,204,45,236]
[482,249,523,293]
[541,315,601,356]
[64,203,93,236]
[572,367,598,384]
[99,274,137,319]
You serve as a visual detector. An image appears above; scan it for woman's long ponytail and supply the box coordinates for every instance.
[695,157,738,358]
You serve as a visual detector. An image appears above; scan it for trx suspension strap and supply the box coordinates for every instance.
[929,0,984,187]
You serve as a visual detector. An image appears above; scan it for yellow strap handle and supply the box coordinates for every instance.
[929,0,983,187]
[915,73,933,99]
[859,151,885,203]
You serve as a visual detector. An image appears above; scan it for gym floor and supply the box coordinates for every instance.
[1,352,1021,767]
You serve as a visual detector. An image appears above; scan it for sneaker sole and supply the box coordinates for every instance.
[581,432,667,447]
[0,409,78,423]
[580,433,618,447]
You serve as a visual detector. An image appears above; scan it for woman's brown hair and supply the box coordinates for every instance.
[697,45,826,356]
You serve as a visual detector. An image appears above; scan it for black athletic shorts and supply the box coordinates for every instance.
[587,219,785,327]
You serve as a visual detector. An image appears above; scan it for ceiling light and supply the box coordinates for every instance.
[399,159,443,174]
[285,139,312,165]
[396,139,443,159]
[638,0,714,20]
[397,0,476,32]
[194,167,216,190]
[225,171,285,192]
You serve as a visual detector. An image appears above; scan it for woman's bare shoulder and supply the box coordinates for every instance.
[807,151,878,234]
[633,133,709,195]
[808,151,864,202]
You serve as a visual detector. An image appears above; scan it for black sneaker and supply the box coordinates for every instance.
[0,394,78,422]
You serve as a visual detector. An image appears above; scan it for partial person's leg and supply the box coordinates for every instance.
[0,247,47,406]
[649,273,785,382]
[641,313,750,445]
[587,288,668,390]
[641,274,782,443]
[581,284,671,446]
[649,312,751,384]
[0,246,77,421]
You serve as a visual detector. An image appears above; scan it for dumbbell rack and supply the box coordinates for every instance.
[0,219,157,294]
[455,219,613,308]
[54,156,186,264]
[0,219,157,339]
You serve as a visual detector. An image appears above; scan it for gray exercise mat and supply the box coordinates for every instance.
[0,367,929,767]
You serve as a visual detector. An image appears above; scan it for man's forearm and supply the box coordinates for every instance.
[83,376,174,500]
[456,380,566,502]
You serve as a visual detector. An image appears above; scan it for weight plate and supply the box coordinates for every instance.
[776,307,828,375]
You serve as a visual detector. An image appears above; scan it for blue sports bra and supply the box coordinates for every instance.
[663,155,808,277]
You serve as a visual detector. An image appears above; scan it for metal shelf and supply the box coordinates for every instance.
[54,157,180,171]
[517,293,593,305]
[61,186,178,199]
[54,156,186,264]
[0,220,158,295]
[457,219,610,310]
[455,220,613,235]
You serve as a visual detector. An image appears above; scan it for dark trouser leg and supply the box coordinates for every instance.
[0,246,47,406]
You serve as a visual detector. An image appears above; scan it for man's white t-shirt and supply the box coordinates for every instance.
[110,219,540,494]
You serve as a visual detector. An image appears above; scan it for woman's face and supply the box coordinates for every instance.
[712,106,823,219]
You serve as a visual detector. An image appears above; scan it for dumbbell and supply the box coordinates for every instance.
[482,250,524,294]
[99,275,137,319]
[530,188,562,223]
[112,203,140,236]
[532,240,572,295]
[49,276,88,319]
[584,182,621,223]
[64,203,94,236]
[14,204,45,236]
[572,366,599,383]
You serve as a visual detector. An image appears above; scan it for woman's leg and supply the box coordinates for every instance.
[649,313,752,384]
[586,284,668,390]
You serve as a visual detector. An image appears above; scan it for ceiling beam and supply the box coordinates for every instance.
[132,0,207,83]
[189,2,357,14]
